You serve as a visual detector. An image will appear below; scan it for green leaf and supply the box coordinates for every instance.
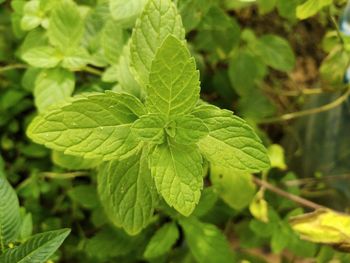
[109,0,148,27]
[228,50,262,96]
[194,6,240,57]
[131,114,166,144]
[22,46,61,68]
[61,47,90,70]
[18,213,33,242]
[253,34,295,72]
[150,142,203,216]
[48,0,84,50]
[0,229,70,263]
[130,0,185,89]
[68,185,99,209]
[101,20,126,65]
[320,46,349,85]
[267,144,287,170]
[147,35,200,118]
[144,222,179,259]
[296,0,332,20]
[85,227,142,260]
[210,166,256,210]
[52,151,99,170]
[192,104,270,173]
[115,43,143,98]
[173,115,208,145]
[0,169,21,249]
[27,91,146,161]
[179,217,236,263]
[21,0,44,31]
[34,68,75,112]
[98,148,157,235]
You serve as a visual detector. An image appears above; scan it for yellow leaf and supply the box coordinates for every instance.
[290,209,350,251]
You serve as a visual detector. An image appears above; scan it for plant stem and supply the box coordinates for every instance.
[259,87,350,124]
[252,176,324,210]
[261,86,330,96]
[82,66,103,76]
[0,64,27,73]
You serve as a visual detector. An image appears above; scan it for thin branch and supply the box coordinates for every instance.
[252,176,324,210]
[259,87,350,124]
[284,173,350,187]
[0,64,27,73]
[260,85,329,97]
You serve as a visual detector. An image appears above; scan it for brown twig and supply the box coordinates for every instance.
[252,176,324,210]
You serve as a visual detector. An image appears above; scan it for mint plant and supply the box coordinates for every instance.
[27,0,269,235]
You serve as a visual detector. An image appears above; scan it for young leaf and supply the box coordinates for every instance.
[109,0,148,27]
[27,91,146,160]
[144,222,179,259]
[98,148,157,235]
[150,142,203,216]
[131,114,166,143]
[192,104,270,173]
[34,68,75,112]
[147,35,200,118]
[130,0,185,88]
[48,0,84,50]
[173,115,208,145]
[179,217,236,263]
[0,165,21,250]
[0,229,70,263]
[22,46,61,68]
[21,0,43,31]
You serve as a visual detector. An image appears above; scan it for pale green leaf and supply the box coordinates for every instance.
[101,20,126,65]
[150,142,203,216]
[27,91,146,161]
[48,0,84,50]
[253,35,295,72]
[98,148,157,235]
[147,35,200,117]
[131,114,166,144]
[296,0,332,20]
[52,151,99,170]
[0,229,70,263]
[61,47,90,70]
[22,46,61,68]
[249,192,269,223]
[179,217,236,263]
[21,0,43,31]
[116,43,143,98]
[102,65,118,83]
[34,68,75,112]
[192,104,270,173]
[0,172,21,249]
[210,166,256,210]
[109,0,147,27]
[130,0,185,88]
[144,222,179,259]
[18,213,33,242]
[173,115,208,145]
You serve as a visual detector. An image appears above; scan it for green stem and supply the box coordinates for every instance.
[82,66,103,76]
[0,64,27,73]
[259,87,350,124]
